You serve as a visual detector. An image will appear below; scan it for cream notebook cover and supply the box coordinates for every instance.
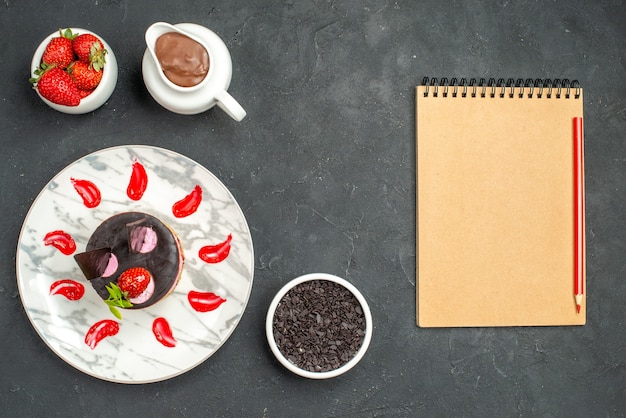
[416,78,585,327]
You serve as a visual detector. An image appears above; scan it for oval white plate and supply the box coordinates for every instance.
[16,145,254,383]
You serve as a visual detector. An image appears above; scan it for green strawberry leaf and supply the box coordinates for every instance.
[29,63,50,85]
[60,28,77,40]
[109,305,123,320]
[105,282,133,319]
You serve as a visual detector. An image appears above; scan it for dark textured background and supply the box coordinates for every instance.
[1,1,625,416]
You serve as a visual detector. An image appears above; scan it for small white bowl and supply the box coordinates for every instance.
[30,28,118,114]
[266,273,373,379]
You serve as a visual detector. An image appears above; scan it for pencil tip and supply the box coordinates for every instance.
[577,304,581,314]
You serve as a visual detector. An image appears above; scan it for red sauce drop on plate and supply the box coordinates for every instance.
[127,159,148,201]
[152,317,176,347]
[43,230,76,255]
[84,319,119,350]
[188,291,227,312]
[199,234,232,264]
[172,184,202,218]
[50,279,85,300]
[71,178,101,208]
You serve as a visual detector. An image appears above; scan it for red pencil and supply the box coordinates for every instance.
[574,117,584,313]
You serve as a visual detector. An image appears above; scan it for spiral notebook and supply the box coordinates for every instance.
[416,78,586,327]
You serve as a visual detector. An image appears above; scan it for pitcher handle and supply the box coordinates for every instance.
[215,90,246,122]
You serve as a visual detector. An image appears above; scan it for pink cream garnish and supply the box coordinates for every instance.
[129,226,158,253]
[102,253,118,277]
[128,276,155,304]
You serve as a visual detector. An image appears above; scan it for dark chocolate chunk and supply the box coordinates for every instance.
[73,247,112,280]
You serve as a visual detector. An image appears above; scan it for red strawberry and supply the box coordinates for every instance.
[41,28,76,69]
[32,66,81,106]
[78,88,94,99]
[68,60,103,90]
[117,267,152,299]
[73,33,107,71]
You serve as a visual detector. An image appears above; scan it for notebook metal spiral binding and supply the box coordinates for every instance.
[421,77,581,99]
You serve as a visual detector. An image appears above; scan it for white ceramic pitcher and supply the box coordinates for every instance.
[142,22,246,121]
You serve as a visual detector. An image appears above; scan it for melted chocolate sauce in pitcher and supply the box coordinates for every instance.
[154,32,209,87]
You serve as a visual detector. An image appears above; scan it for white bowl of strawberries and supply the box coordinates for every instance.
[30,28,117,114]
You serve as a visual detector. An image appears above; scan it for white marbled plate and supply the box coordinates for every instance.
[16,145,254,383]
